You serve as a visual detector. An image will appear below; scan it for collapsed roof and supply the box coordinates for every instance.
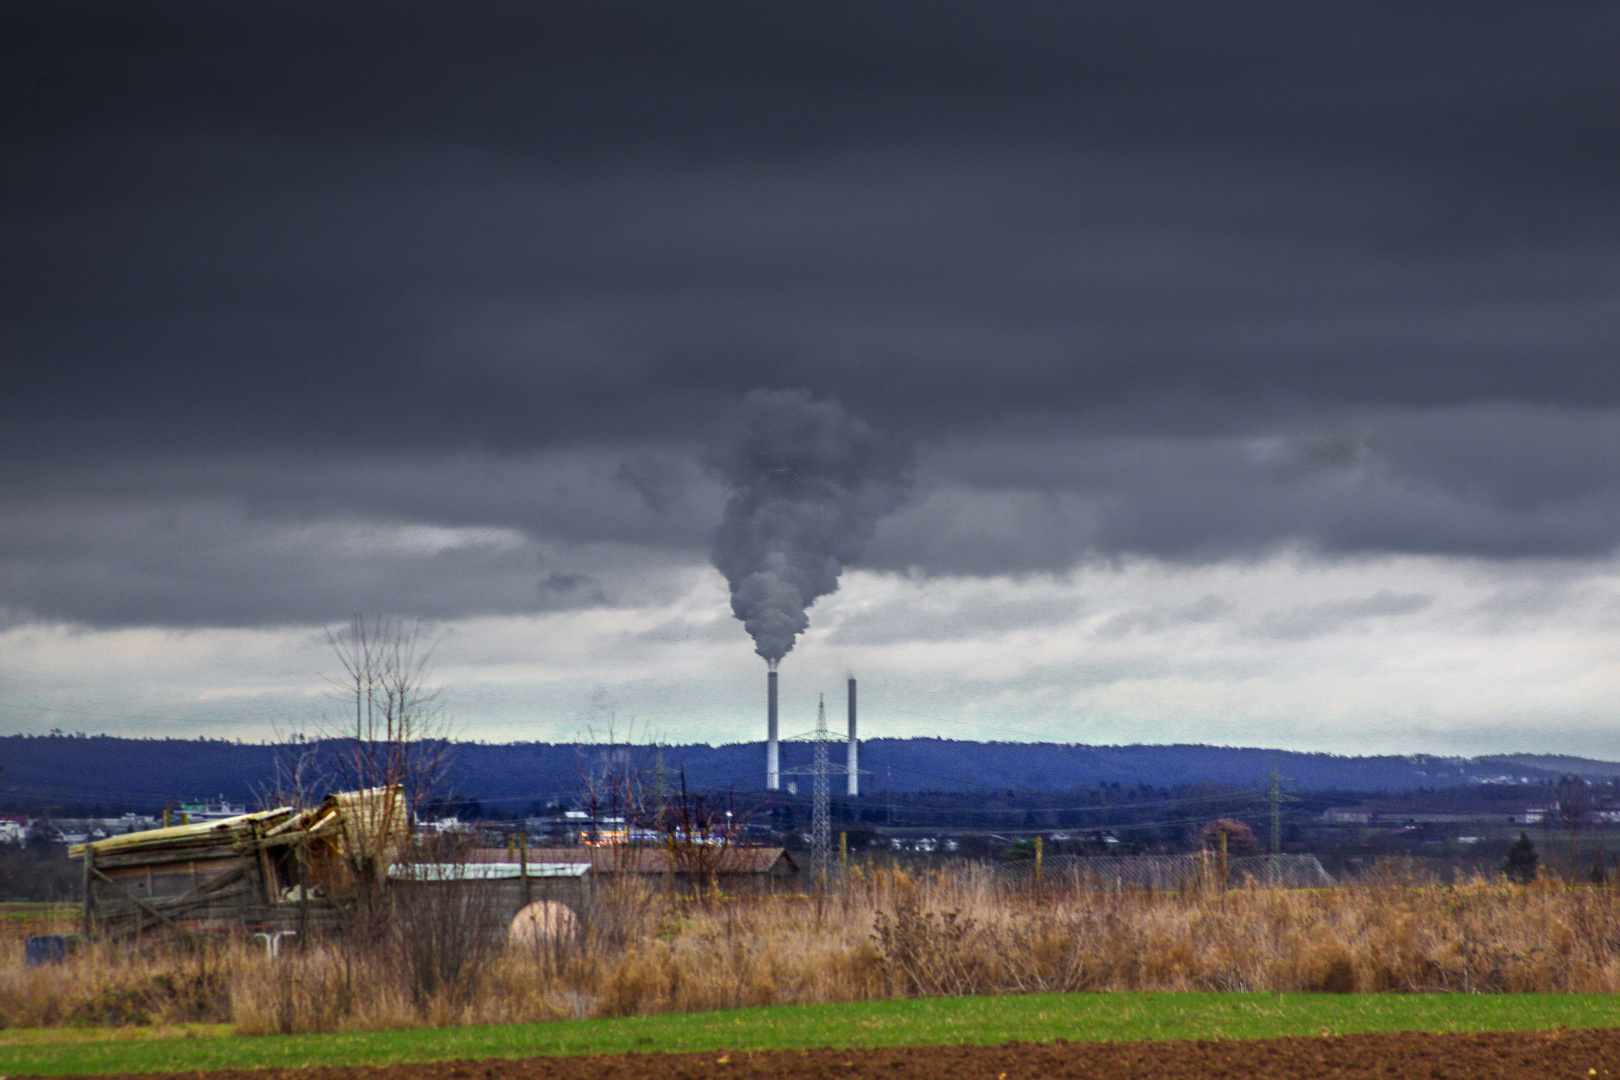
[70,787,407,940]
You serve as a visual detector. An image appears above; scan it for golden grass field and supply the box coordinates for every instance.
[5,864,1620,1035]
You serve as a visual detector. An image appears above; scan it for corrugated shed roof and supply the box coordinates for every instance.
[67,786,406,865]
[389,862,590,881]
[69,806,294,858]
[467,846,797,874]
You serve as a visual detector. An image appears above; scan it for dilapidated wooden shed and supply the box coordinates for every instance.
[70,787,407,941]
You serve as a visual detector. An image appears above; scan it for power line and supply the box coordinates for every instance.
[860,700,1075,743]
[867,763,1263,812]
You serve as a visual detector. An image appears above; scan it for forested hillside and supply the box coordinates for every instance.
[3,734,1608,814]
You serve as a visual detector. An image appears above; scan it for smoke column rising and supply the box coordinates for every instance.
[710,389,911,667]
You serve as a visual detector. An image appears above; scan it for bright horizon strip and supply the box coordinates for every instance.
[1,551,1618,759]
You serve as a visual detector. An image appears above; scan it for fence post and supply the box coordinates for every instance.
[1034,835,1044,895]
[519,832,531,907]
[297,835,309,949]
[81,844,95,938]
[252,819,277,904]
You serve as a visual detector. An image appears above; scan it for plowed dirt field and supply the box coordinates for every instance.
[24,1028,1620,1080]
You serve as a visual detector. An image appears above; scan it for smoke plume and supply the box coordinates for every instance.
[711,389,911,667]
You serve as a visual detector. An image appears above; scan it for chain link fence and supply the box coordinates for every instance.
[989,852,1335,892]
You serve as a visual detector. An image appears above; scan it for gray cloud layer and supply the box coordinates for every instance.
[4,2,1620,628]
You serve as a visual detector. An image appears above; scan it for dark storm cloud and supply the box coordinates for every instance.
[6,0,1620,448]
[865,407,1620,573]
[4,1,1620,627]
[4,446,721,552]
[0,450,716,627]
[0,495,669,628]
[0,500,540,626]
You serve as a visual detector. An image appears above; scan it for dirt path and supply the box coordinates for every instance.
[25,1028,1620,1080]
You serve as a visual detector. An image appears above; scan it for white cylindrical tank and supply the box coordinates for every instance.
[509,900,580,948]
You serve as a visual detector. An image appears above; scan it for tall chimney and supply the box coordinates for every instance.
[766,668,780,791]
[846,675,859,797]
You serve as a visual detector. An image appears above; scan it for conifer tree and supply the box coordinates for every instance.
[1503,832,1538,884]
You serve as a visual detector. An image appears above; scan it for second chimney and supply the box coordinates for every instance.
[766,668,780,791]
[846,675,859,797]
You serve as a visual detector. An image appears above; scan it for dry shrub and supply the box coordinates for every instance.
[233,872,510,1034]
[230,944,384,1034]
[871,889,981,996]
[583,875,659,955]
[390,881,505,1010]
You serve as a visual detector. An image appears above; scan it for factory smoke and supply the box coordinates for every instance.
[710,389,911,667]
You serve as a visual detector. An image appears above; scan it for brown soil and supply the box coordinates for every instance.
[30,1028,1620,1080]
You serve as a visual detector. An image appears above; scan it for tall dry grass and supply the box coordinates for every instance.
[8,862,1620,1034]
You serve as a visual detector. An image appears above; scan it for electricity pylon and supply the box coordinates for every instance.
[811,694,831,889]
[780,694,836,889]
[1264,760,1297,883]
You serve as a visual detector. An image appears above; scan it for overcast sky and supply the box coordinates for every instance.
[5,1,1620,759]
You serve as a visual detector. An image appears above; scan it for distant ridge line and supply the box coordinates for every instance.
[2,734,1614,812]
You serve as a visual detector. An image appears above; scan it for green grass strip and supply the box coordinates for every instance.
[5,992,1620,1076]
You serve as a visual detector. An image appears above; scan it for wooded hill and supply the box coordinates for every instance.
[4,734,1613,815]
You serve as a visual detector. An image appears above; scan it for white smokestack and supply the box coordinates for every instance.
[846,675,858,797]
[767,668,780,791]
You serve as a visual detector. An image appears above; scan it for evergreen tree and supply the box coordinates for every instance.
[1503,832,1538,884]
[1004,837,1039,861]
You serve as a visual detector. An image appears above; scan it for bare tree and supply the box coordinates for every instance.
[388,829,506,1013]
[319,616,457,891]
[1556,774,1589,873]
[260,729,322,815]
[661,767,739,902]
[573,714,658,858]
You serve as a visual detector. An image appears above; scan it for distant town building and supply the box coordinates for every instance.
[178,798,245,824]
